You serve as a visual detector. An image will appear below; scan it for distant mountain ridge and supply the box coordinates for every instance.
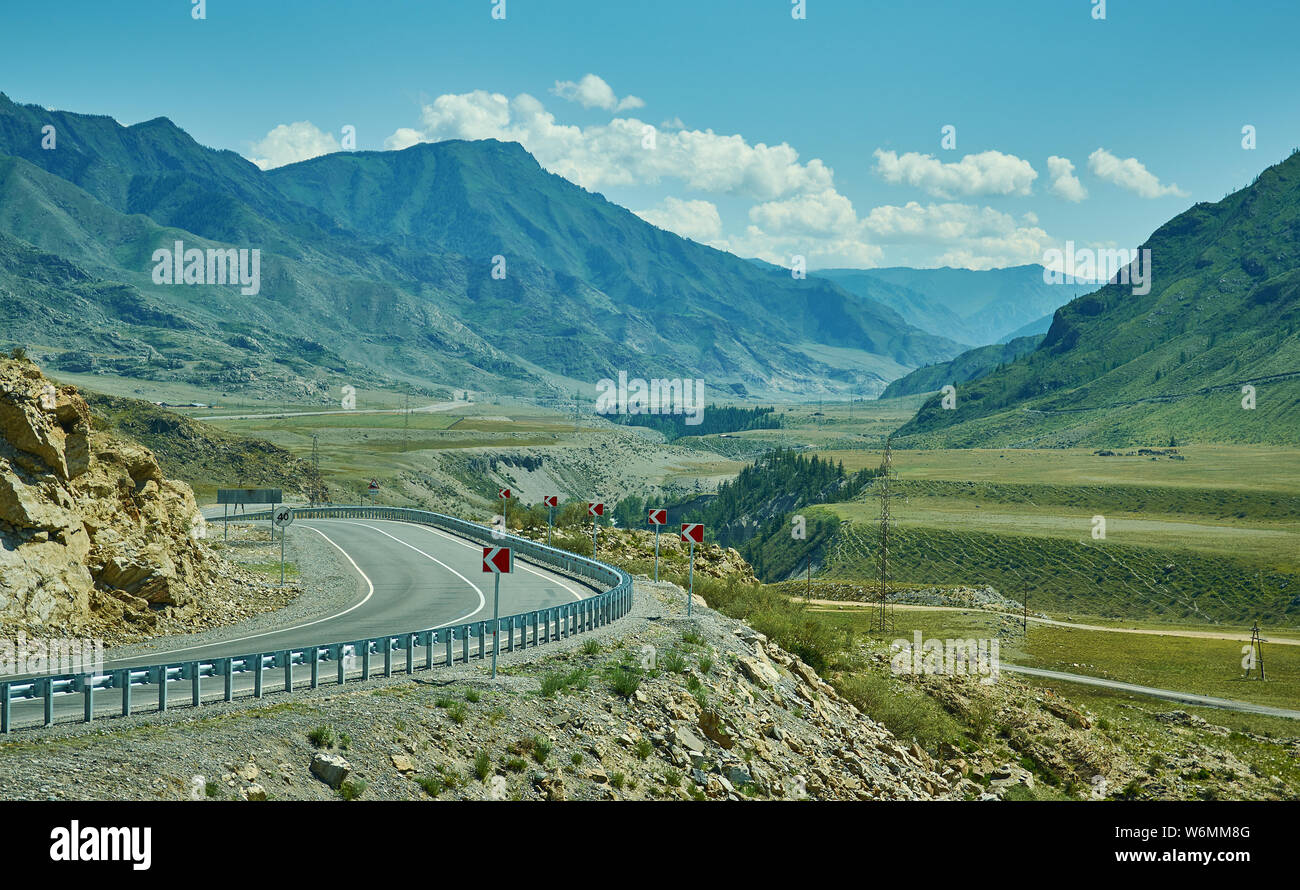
[818,264,1078,347]
[0,92,962,400]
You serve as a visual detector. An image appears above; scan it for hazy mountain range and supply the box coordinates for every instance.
[0,92,970,401]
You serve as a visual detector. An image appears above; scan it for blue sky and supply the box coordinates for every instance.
[2,0,1297,271]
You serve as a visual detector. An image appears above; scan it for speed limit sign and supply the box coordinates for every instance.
[273,507,295,528]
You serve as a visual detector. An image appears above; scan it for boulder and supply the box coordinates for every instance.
[310,753,351,789]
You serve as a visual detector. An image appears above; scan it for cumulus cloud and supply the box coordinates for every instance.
[1087,148,1188,198]
[872,149,1038,199]
[382,88,834,201]
[635,197,723,242]
[248,121,340,170]
[1046,156,1088,202]
[551,74,645,112]
[861,202,1053,270]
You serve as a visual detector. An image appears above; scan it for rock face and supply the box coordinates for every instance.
[0,357,218,637]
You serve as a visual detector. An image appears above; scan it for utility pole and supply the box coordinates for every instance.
[1023,595,1028,636]
[310,435,321,506]
[1247,620,1266,680]
[870,436,895,636]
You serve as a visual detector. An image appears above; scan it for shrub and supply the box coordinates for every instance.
[532,737,553,764]
[338,779,367,801]
[607,665,642,699]
[415,775,446,797]
[634,738,654,761]
[474,751,492,782]
[446,702,469,725]
[307,725,335,748]
[581,639,602,656]
[660,650,687,673]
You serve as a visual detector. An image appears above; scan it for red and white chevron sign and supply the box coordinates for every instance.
[648,508,666,525]
[543,495,558,507]
[482,546,512,573]
[498,488,512,500]
[681,523,704,544]
[587,502,604,517]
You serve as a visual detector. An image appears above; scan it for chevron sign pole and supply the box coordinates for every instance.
[482,546,512,678]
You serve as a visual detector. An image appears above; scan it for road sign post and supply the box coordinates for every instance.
[482,547,513,678]
[587,502,604,557]
[498,488,512,534]
[367,479,379,505]
[543,495,558,548]
[648,508,666,582]
[681,523,704,616]
[272,507,294,586]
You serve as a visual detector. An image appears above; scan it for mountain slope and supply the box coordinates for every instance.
[879,334,1045,399]
[0,93,962,399]
[895,151,1300,447]
[813,268,972,346]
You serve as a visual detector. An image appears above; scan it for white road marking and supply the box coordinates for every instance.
[111,524,376,662]
[346,521,487,625]
[381,519,588,602]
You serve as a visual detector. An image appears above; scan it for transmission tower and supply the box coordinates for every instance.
[870,436,895,635]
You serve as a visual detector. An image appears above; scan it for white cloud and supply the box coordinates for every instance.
[383,88,834,201]
[1046,156,1088,202]
[551,74,645,112]
[635,197,723,242]
[861,202,1053,270]
[248,121,340,170]
[1087,148,1188,199]
[748,189,860,237]
[872,149,1038,199]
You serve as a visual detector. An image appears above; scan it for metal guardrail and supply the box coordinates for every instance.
[0,506,633,733]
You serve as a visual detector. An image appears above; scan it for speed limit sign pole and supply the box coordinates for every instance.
[273,508,294,586]
[482,547,512,678]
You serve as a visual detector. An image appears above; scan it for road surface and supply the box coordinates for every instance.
[3,517,595,729]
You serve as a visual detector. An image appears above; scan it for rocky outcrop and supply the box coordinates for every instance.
[0,357,220,637]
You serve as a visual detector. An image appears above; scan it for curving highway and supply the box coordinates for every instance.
[2,516,598,730]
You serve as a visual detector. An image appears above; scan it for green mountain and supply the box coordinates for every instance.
[879,334,1045,399]
[823,264,1078,346]
[0,92,962,400]
[895,151,1300,447]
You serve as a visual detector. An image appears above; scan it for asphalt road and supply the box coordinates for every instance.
[3,517,596,730]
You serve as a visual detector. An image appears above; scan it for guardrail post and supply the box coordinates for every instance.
[190,662,200,708]
[282,650,293,692]
[336,646,346,685]
[425,632,434,670]
[80,674,93,723]
[507,617,515,653]
[1,683,9,734]
[157,667,168,713]
[446,630,454,666]
[223,659,234,701]
[120,670,132,716]
[311,649,320,689]
[383,638,393,677]
[477,623,486,660]
[461,627,469,664]
[362,642,371,680]
[254,655,264,698]
[406,634,415,675]
[43,678,54,727]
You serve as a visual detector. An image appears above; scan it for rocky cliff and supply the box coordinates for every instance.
[0,356,223,639]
